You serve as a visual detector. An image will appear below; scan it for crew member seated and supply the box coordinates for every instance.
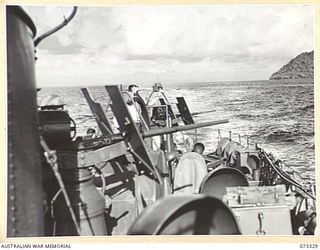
[82,128,97,140]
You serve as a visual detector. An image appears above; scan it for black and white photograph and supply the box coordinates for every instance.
[6,3,316,238]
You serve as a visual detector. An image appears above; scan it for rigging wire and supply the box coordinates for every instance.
[263,152,315,200]
[40,136,81,235]
[34,6,78,47]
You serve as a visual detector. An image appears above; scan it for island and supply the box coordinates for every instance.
[269,51,314,80]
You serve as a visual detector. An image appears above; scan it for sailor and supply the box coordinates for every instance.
[147,83,165,106]
[128,84,142,114]
[128,84,139,96]
[173,132,194,153]
[124,92,140,123]
[147,83,177,128]
[84,128,97,139]
[112,92,141,132]
[87,128,96,137]
[192,142,205,154]
[127,84,153,131]
[147,84,165,121]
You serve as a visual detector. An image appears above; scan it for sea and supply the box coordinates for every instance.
[38,79,315,182]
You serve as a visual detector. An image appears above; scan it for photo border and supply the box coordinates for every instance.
[1,0,319,244]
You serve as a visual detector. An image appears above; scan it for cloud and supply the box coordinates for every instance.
[23,4,314,86]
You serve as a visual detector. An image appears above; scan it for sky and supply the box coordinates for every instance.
[23,4,314,87]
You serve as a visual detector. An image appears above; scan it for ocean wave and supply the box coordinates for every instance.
[265,130,297,143]
[235,113,256,120]
[301,104,314,111]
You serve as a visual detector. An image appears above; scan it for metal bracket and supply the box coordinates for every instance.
[78,141,128,168]
[176,97,194,125]
[81,88,113,136]
[256,212,266,235]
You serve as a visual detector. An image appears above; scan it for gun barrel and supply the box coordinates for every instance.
[143,119,229,138]
[175,109,216,118]
[192,109,216,116]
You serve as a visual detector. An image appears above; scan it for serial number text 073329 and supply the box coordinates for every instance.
[300,244,318,249]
